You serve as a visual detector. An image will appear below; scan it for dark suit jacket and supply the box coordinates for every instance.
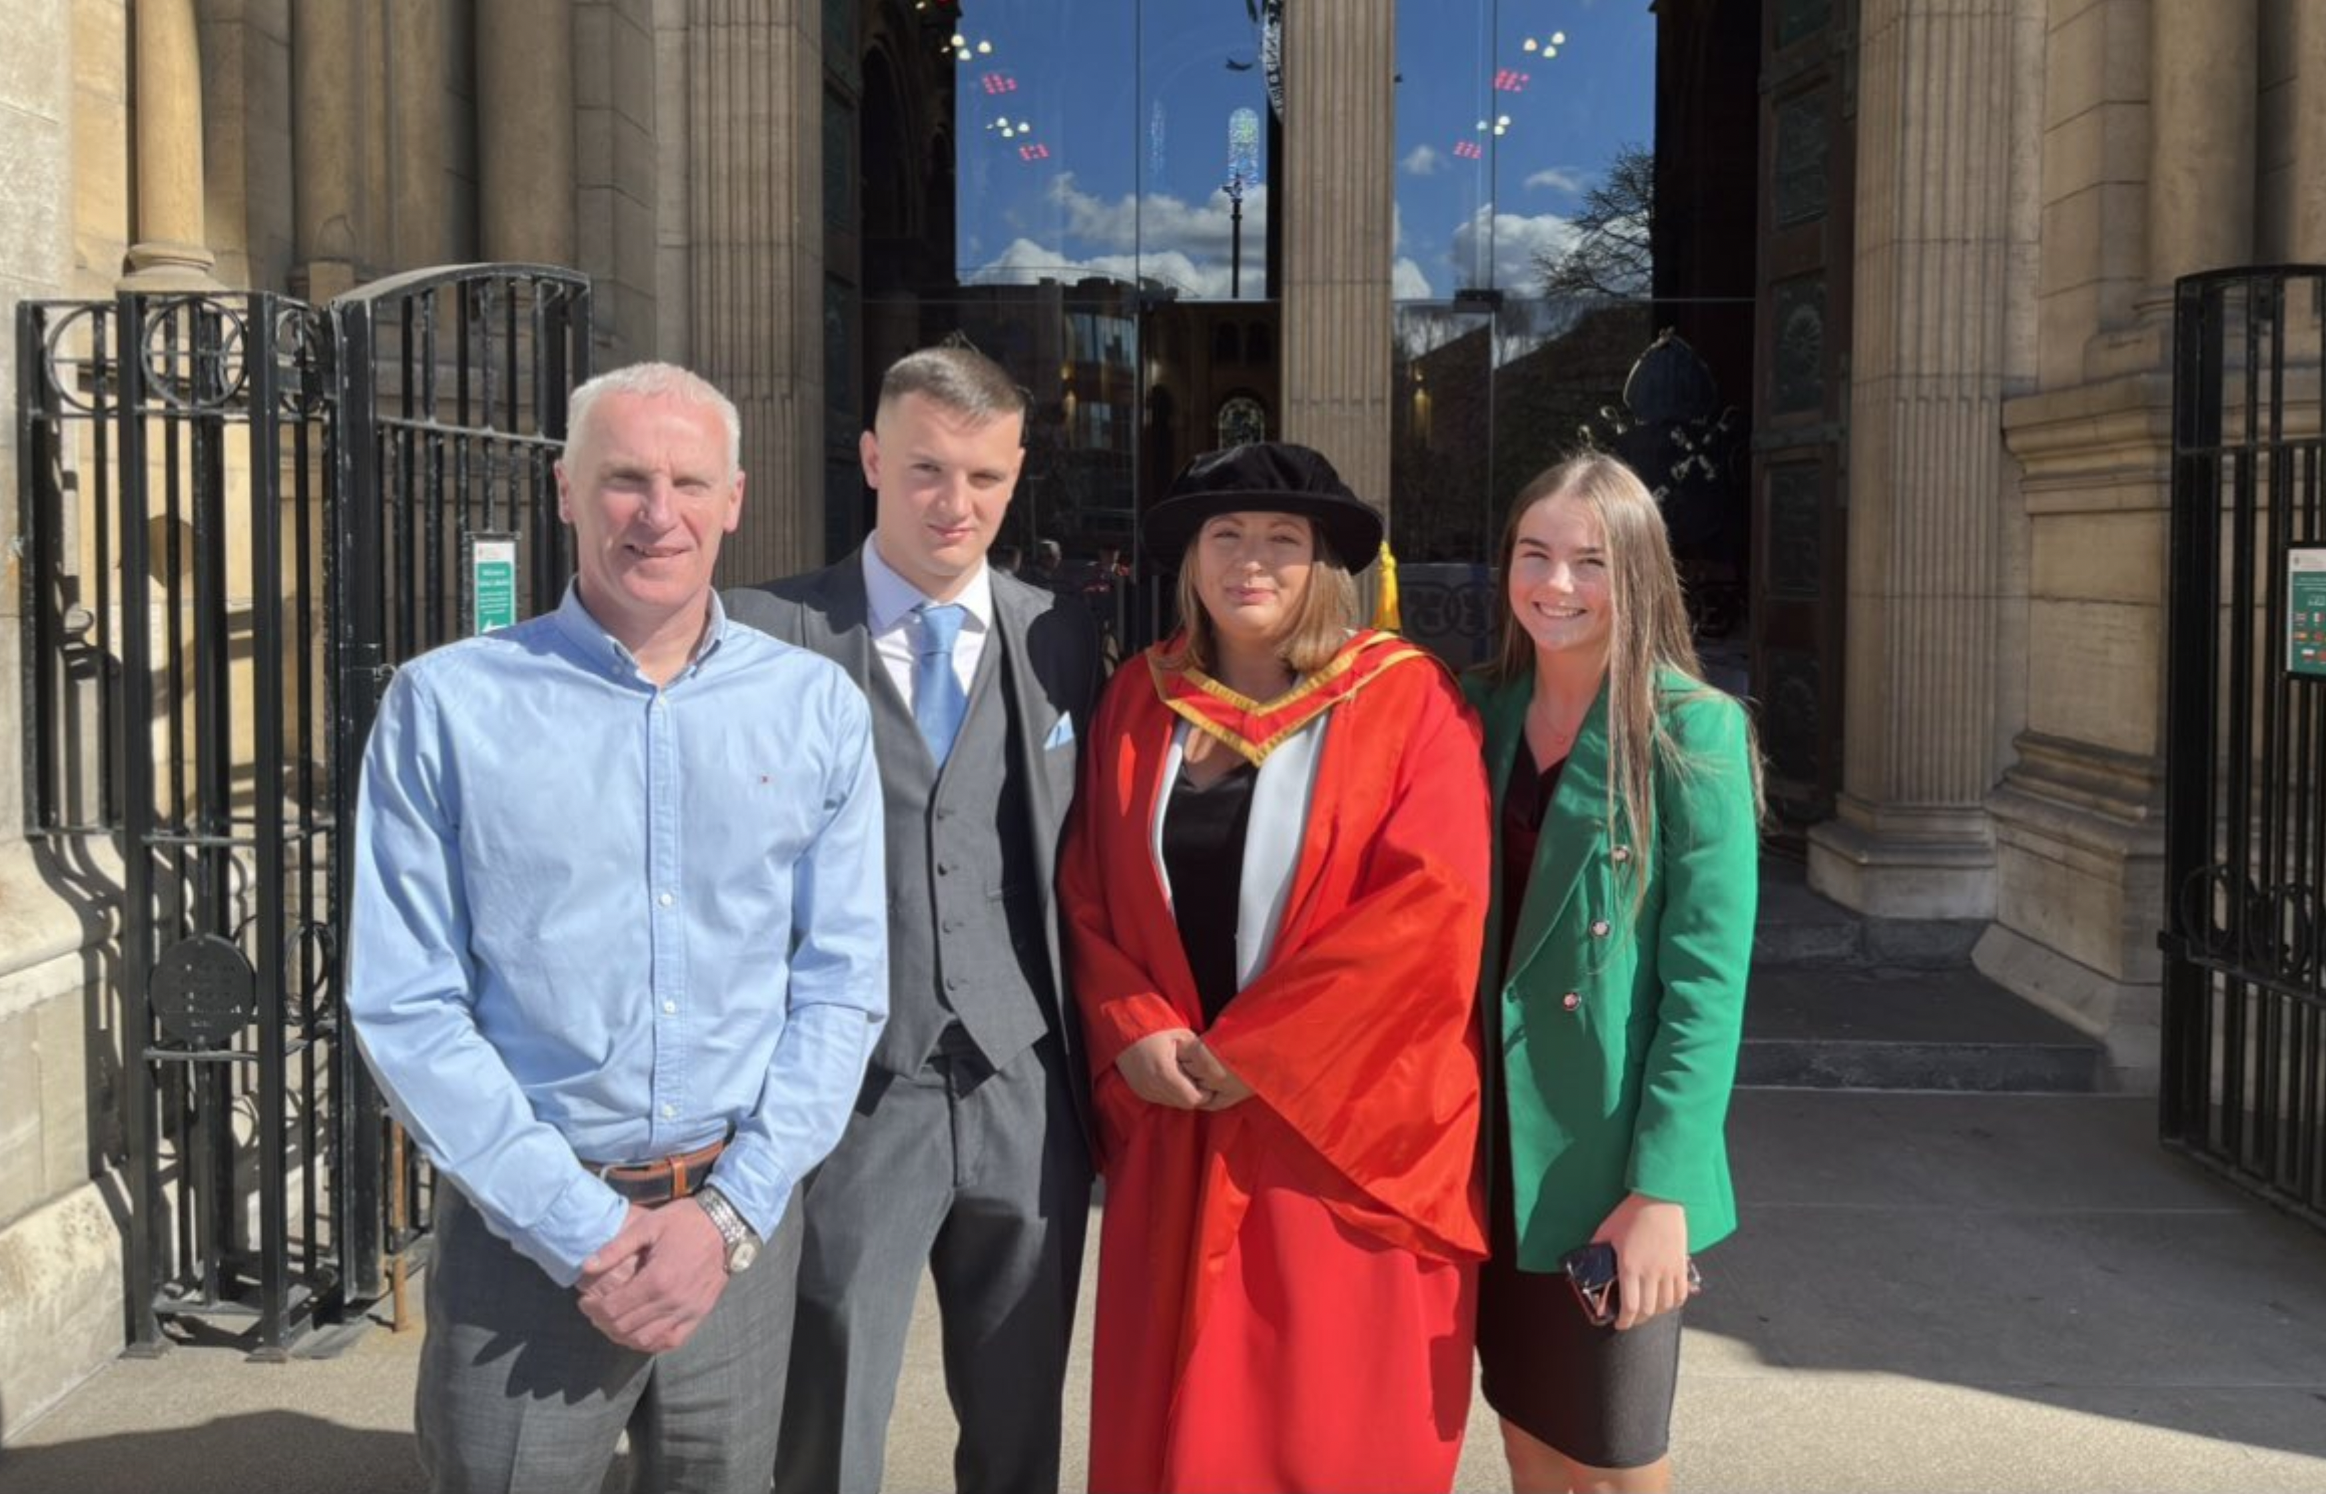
[723,553,1103,1142]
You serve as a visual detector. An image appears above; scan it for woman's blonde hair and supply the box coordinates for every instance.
[1157,517,1358,680]
[1489,452,1764,909]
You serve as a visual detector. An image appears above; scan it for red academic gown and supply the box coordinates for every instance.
[1060,632,1493,1494]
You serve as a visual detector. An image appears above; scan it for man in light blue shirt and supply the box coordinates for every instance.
[348,362,887,1494]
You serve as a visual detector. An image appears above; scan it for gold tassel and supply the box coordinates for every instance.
[1372,540,1402,632]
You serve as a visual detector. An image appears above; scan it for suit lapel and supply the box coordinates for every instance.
[988,578,1055,860]
[1502,681,1613,988]
[811,553,881,696]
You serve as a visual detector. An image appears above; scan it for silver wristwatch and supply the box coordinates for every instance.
[695,1185,761,1274]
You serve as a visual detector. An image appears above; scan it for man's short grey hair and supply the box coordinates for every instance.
[564,362,743,474]
[877,344,1028,429]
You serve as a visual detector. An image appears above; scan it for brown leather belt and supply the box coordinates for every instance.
[587,1137,727,1204]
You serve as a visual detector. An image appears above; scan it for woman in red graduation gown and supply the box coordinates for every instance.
[1059,443,1492,1494]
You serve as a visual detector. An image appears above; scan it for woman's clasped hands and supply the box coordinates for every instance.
[1115,1028,1254,1111]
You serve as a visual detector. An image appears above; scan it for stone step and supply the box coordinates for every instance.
[1752,854,1985,970]
[1739,965,2109,1094]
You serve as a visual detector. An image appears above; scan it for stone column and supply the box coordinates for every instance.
[1983,0,2260,1086]
[3,0,144,1438]
[686,0,825,582]
[1278,0,1394,539]
[2144,0,2256,295]
[1805,0,2023,918]
[387,0,453,270]
[291,1,365,300]
[477,0,576,266]
[2293,0,2326,259]
[122,0,218,288]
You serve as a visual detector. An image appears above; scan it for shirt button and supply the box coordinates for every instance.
[660,1103,677,1119]
[658,891,675,907]
[1561,992,1581,1012]
[936,862,952,876]
[1611,846,1632,864]
[1590,919,1611,938]
[662,1000,678,1015]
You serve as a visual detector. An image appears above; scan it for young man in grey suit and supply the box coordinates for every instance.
[726,344,1101,1494]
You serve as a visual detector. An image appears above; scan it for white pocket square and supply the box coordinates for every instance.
[1043,714,1075,750]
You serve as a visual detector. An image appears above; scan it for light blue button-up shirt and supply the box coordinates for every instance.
[347,585,888,1285]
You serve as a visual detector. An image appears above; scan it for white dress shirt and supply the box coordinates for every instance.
[862,537,993,709]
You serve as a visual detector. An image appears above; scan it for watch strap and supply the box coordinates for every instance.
[695,1185,757,1270]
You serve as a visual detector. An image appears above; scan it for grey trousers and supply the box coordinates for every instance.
[416,1183,802,1494]
[776,1035,1092,1494]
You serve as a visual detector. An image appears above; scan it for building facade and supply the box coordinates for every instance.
[0,0,2319,1439]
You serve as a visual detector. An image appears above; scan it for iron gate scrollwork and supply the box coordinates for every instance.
[19,290,341,1356]
[16,265,588,1357]
[2162,265,2326,1229]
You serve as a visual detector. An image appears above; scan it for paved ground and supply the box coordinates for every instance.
[4,1090,2325,1493]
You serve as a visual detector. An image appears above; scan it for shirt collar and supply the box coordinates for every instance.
[550,581,731,682]
[862,536,994,636]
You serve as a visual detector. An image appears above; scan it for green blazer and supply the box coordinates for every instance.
[1465,667,1759,1271]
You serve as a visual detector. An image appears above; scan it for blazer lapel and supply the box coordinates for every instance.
[1476,677,1528,996]
[1503,681,1613,988]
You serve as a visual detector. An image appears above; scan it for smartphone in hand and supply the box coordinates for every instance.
[1558,1241,1703,1328]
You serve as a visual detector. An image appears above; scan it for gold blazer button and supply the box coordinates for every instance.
[1590,919,1611,938]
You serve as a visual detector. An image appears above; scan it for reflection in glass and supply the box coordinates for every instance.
[1390,0,1670,616]
[855,0,1286,639]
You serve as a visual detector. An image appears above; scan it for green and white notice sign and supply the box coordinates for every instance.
[469,534,519,635]
[2290,546,2326,680]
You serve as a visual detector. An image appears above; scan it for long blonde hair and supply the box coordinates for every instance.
[1156,518,1359,680]
[1489,452,1763,910]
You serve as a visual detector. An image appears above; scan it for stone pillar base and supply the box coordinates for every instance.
[1974,924,2159,1090]
[120,239,220,291]
[1980,731,2165,1090]
[0,1179,129,1441]
[1806,797,1997,920]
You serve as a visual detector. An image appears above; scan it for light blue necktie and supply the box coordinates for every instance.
[913,603,969,766]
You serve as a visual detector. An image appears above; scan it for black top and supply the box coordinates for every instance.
[1498,753,1566,970]
[1164,758,1259,1024]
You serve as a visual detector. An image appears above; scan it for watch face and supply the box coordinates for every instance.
[728,1236,759,1274]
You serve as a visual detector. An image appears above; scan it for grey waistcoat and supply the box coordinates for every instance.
[869,630,1055,1076]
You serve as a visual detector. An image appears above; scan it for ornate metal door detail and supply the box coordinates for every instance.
[2162,267,2326,1229]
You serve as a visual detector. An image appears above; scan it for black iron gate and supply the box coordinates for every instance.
[2162,265,2326,1229]
[329,264,589,1310]
[20,290,342,1355]
[17,264,587,1356]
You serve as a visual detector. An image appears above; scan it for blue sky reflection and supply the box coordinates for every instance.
[949,0,1653,303]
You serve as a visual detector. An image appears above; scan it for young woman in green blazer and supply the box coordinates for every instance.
[1464,453,1762,1493]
